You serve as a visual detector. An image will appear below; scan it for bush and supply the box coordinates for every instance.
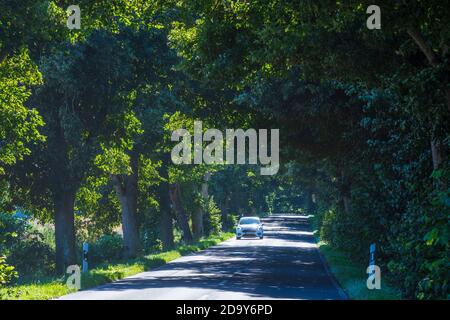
[319,208,338,247]
[315,161,450,299]
[7,232,55,277]
[1,213,55,278]
[90,234,123,264]
[222,214,238,232]
[0,256,18,286]
[203,197,222,236]
[0,212,29,251]
[139,208,163,254]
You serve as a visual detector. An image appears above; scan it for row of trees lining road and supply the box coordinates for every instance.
[0,0,294,275]
[171,0,449,299]
[0,1,449,299]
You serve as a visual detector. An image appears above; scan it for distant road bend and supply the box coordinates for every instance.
[61,214,347,300]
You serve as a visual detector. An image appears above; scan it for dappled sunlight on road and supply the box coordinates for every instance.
[60,215,346,300]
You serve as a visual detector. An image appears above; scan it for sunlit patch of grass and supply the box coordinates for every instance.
[81,263,145,289]
[199,232,234,249]
[0,281,76,300]
[0,232,235,300]
[141,250,181,270]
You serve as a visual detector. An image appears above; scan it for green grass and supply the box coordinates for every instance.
[0,232,234,300]
[317,240,402,300]
[0,281,75,300]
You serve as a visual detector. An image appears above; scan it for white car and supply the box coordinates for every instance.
[236,217,264,239]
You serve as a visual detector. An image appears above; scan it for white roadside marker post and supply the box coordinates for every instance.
[369,243,376,267]
[82,242,89,273]
[366,243,381,289]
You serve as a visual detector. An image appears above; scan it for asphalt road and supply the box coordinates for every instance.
[60,214,347,300]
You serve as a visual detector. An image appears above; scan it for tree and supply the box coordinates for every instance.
[172,0,450,298]
[0,50,45,176]
[0,0,66,62]
[20,29,143,272]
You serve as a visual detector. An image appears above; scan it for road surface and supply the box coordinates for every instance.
[60,215,347,300]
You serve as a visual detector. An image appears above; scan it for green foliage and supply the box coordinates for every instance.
[174,0,450,300]
[94,147,133,176]
[387,167,450,300]
[203,197,222,236]
[0,256,18,286]
[7,232,55,277]
[0,213,55,277]
[1,0,448,300]
[0,280,73,300]
[89,234,124,265]
[75,176,122,241]
[0,0,66,60]
[319,208,339,248]
[0,50,45,175]
[317,242,401,300]
[139,205,164,254]
[0,213,28,249]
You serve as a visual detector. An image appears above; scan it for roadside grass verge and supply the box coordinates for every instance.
[316,239,402,300]
[0,232,234,300]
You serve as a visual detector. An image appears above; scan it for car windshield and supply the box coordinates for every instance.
[239,217,260,225]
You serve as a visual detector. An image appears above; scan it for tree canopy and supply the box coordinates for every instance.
[0,0,448,299]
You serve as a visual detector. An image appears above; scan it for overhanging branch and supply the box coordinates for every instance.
[407,27,439,66]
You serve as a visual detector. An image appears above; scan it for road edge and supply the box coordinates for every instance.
[306,216,349,300]
[58,235,236,300]
[315,245,349,300]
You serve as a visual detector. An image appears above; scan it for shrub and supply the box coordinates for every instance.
[319,208,338,247]
[0,212,29,251]
[0,256,18,286]
[203,197,222,236]
[139,209,163,254]
[222,214,238,232]
[7,231,55,277]
[90,234,123,264]
[1,213,55,278]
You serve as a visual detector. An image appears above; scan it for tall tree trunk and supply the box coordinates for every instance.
[192,203,203,241]
[112,152,140,259]
[159,179,174,250]
[0,50,9,63]
[169,183,193,244]
[53,118,77,274]
[54,189,77,274]
[446,87,450,114]
[159,153,174,250]
[221,192,231,231]
[430,139,443,170]
[342,194,352,216]
[406,27,450,113]
[192,172,210,240]
[340,170,352,216]
[305,189,317,215]
[407,27,448,168]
